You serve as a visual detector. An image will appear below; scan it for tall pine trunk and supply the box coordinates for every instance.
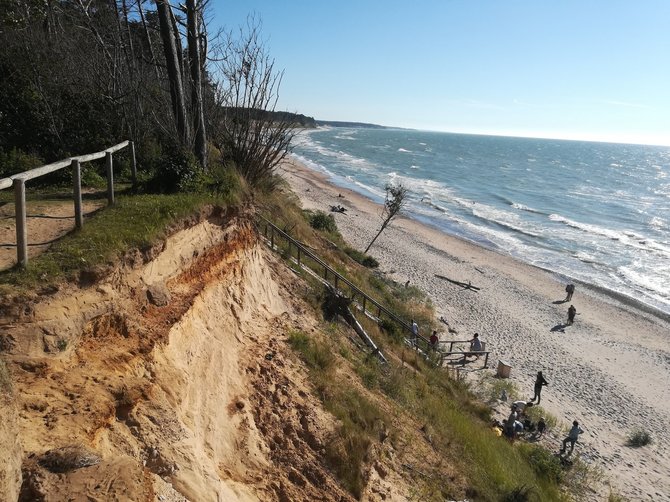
[186,0,207,168]
[155,0,190,145]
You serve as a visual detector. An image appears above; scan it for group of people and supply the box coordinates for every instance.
[412,319,483,358]
[497,370,584,455]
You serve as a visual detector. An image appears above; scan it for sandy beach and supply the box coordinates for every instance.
[280,156,670,501]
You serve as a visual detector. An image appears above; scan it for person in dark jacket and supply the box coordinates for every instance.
[567,305,577,325]
[530,371,549,404]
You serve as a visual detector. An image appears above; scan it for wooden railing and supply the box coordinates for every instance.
[257,217,489,369]
[0,140,136,267]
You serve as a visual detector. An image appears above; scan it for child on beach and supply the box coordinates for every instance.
[537,417,547,437]
[560,420,584,455]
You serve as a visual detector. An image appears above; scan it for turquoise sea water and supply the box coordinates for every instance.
[291,128,670,315]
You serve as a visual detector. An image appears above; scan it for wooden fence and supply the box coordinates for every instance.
[0,140,135,267]
[258,217,490,369]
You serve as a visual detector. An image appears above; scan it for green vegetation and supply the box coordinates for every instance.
[288,330,383,497]
[626,429,652,447]
[0,193,215,290]
[307,210,338,233]
[344,247,379,268]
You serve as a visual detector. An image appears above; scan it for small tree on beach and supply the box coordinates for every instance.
[364,183,408,253]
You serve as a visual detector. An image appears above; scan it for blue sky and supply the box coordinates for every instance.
[214,1,670,146]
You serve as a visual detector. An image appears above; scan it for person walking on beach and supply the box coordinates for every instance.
[531,371,549,404]
[567,305,577,325]
[565,283,575,301]
[560,420,584,455]
[410,319,419,346]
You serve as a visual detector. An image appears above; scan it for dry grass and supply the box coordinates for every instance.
[0,358,11,394]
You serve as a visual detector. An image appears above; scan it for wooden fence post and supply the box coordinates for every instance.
[14,178,27,267]
[105,151,114,205]
[130,141,137,187]
[72,159,83,228]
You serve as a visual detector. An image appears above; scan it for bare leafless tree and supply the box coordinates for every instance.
[211,18,294,187]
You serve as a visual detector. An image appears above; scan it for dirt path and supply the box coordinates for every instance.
[0,199,105,270]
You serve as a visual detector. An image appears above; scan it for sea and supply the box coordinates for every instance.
[290,127,670,316]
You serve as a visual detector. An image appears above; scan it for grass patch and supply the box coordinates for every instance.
[286,329,383,498]
[288,331,334,371]
[518,444,563,483]
[626,429,652,447]
[344,247,379,268]
[0,358,12,394]
[0,193,214,290]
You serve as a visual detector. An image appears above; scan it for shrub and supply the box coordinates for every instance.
[626,429,652,447]
[80,164,107,189]
[519,444,563,483]
[0,148,43,178]
[287,331,310,352]
[144,145,204,193]
[206,161,246,202]
[345,247,379,268]
[308,210,338,232]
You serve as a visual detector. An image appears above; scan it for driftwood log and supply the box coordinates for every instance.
[434,274,481,291]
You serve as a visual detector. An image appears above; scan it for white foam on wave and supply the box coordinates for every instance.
[649,216,666,230]
[618,263,670,298]
[511,202,544,214]
[549,214,670,259]
[471,204,543,238]
[398,148,412,153]
[289,153,331,176]
[410,165,420,169]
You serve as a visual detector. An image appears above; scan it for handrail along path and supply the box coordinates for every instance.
[0,140,136,267]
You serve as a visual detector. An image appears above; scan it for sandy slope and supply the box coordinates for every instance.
[280,157,670,501]
[1,212,361,501]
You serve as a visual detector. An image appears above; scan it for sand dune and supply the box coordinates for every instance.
[281,157,670,501]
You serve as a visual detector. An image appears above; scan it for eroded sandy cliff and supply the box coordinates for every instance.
[0,212,356,501]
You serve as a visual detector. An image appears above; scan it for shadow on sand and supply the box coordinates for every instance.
[551,323,568,332]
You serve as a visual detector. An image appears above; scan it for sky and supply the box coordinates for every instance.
[213,1,670,146]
